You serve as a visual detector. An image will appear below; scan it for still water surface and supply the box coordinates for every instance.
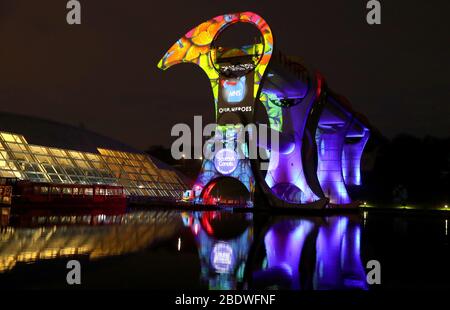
[0,209,448,289]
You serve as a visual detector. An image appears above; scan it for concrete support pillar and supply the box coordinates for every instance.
[342,129,370,186]
[316,124,351,204]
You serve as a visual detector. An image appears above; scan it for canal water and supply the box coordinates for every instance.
[0,209,448,290]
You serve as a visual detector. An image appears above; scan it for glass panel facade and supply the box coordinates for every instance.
[0,131,187,199]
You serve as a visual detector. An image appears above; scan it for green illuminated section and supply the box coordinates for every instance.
[259,92,283,132]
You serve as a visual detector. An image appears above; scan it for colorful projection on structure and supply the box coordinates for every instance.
[222,77,247,103]
[157,12,273,120]
[158,12,273,206]
[214,148,239,175]
[158,12,371,208]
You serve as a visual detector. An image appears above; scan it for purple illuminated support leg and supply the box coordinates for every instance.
[316,124,351,204]
[261,92,320,204]
[342,129,370,186]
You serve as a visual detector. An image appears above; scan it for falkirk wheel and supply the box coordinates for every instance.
[158,12,371,209]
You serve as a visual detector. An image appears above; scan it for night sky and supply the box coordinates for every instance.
[0,0,448,150]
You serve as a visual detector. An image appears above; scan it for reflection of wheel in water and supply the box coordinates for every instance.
[199,211,251,240]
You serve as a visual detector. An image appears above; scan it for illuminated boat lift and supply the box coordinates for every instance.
[158,12,371,209]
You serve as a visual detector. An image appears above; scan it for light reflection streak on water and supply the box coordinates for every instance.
[0,211,183,272]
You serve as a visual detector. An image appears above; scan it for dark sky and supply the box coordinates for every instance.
[0,0,449,150]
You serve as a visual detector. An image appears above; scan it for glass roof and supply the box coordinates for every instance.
[0,132,186,198]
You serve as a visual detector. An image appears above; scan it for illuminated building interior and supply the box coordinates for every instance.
[158,12,371,207]
[0,115,187,199]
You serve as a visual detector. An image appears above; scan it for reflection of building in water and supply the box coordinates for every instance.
[260,219,315,290]
[314,217,366,289]
[1,207,10,227]
[182,212,253,290]
[252,216,367,290]
[0,211,182,272]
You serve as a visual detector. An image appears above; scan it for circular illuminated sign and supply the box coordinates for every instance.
[221,76,246,104]
[214,148,238,175]
[211,242,234,273]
